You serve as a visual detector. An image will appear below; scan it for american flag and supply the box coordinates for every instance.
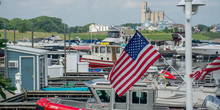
[107,30,161,97]
[190,56,220,81]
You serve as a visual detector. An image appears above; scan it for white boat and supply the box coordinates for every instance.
[82,30,130,62]
[192,44,220,55]
[171,32,186,56]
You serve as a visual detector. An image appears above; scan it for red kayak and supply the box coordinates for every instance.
[36,98,87,110]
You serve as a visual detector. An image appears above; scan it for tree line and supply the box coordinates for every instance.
[0,16,217,34]
[0,16,91,33]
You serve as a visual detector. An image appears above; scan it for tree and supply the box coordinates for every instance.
[0,75,16,100]
[0,17,9,29]
[18,20,30,33]
[174,27,179,32]
[7,18,22,30]
[0,39,7,48]
[197,24,209,32]
[0,39,16,100]
[163,27,169,33]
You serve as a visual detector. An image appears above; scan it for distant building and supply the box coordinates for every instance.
[157,20,173,31]
[122,26,132,30]
[172,24,185,32]
[141,20,156,31]
[89,24,109,32]
[141,2,164,26]
[147,26,157,31]
[108,25,122,31]
[211,25,220,33]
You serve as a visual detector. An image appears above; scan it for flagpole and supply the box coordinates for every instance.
[185,0,193,109]
[161,56,185,81]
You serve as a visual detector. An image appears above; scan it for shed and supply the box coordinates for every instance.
[6,46,49,91]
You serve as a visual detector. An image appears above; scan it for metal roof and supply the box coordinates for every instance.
[70,46,92,50]
[7,46,49,55]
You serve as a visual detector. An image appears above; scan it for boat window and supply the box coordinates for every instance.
[100,47,105,53]
[132,91,147,104]
[107,31,120,38]
[115,93,126,103]
[95,47,99,53]
[107,47,111,54]
[92,46,95,53]
[96,90,110,103]
[116,48,120,54]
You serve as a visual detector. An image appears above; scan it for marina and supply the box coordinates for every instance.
[0,0,220,110]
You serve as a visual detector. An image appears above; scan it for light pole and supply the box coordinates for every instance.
[177,0,205,109]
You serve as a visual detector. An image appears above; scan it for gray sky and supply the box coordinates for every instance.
[0,0,219,27]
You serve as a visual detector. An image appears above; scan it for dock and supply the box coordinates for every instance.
[0,91,92,110]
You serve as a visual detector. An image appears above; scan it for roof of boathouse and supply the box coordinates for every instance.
[7,45,48,55]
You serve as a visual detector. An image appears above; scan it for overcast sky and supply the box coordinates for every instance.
[0,0,219,27]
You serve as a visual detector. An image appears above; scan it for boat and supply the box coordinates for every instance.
[82,30,132,59]
[36,79,167,110]
[172,32,186,56]
[36,78,217,110]
[192,44,220,56]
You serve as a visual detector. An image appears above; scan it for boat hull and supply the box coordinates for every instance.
[192,45,220,55]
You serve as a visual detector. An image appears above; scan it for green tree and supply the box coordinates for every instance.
[0,75,16,100]
[197,24,209,32]
[174,27,179,32]
[18,20,30,33]
[7,18,23,30]
[0,39,7,48]
[0,39,16,100]
[0,17,9,29]
[163,27,169,33]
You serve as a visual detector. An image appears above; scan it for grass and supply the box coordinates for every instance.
[0,30,219,42]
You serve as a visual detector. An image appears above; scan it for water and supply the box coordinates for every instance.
[157,57,213,75]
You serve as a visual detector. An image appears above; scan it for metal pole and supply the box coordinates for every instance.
[4,20,7,78]
[185,0,193,109]
[69,28,70,53]
[4,20,6,39]
[14,27,16,45]
[31,23,34,48]
[64,25,66,76]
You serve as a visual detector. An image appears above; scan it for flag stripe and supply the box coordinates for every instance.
[118,54,161,96]
[207,63,220,67]
[116,53,161,96]
[111,55,132,81]
[111,45,153,83]
[111,45,154,86]
[190,56,220,81]
[108,51,127,81]
[113,49,158,89]
[108,30,161,97]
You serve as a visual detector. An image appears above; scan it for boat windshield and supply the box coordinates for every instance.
[107,31,120,38]
[96,90,111,103]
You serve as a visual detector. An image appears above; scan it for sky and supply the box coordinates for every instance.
[0,0,219,27]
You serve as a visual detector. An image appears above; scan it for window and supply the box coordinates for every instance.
[92,46,95,53]
[100,47,105,53]
[95,47,99,53]
[116,48,120,54]
[132,91,147,104]
[115,93,126,103]
[96,90,110,103]
[107,47,111,54]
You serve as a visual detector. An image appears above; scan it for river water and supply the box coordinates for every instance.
[157,57,217,75]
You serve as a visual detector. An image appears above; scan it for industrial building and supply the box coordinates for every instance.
[141,2,164,26]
